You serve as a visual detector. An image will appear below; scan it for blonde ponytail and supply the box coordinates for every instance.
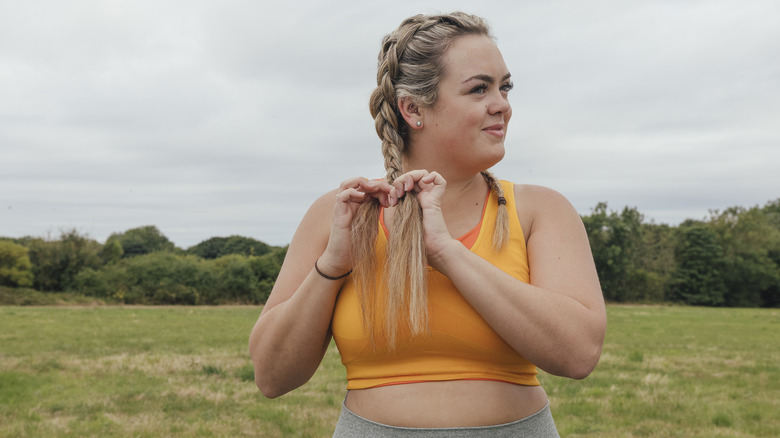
[481,170,510,251]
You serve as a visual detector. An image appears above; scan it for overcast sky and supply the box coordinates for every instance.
[1,0,778,248]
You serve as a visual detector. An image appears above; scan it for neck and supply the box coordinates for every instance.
[442,172,489,207]
[402,155,489,212]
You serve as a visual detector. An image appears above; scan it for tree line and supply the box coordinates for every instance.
[584,199,780,307]
[0,226,286,305]
[1,198,779,307]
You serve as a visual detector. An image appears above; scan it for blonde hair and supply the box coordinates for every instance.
[351,12,510,348]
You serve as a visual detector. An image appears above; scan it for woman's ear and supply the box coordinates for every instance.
[398,98,423,129]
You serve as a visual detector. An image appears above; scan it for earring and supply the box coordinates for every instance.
[416,120,422,127]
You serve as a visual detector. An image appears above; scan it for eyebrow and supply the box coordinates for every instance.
[463,73,512,84]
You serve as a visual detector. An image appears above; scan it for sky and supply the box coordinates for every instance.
[1,0,778,248]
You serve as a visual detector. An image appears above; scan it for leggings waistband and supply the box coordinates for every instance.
[332,399,559,437]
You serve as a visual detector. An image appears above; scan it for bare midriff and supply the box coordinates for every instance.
[344,380,548,428]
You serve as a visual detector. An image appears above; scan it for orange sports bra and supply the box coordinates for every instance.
[331,180,539,390]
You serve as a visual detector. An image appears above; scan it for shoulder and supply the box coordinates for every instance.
[281,187,341,269]
[260,188,337,312]
[292,188,339,244]
[308,188,340,218]
[511,184,581,237]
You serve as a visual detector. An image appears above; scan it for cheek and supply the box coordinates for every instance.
[462,109,485,130]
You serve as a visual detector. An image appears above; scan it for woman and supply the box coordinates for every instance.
[250,12,606,437]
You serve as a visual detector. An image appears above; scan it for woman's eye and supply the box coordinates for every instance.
[501,82,514,93]
[471,84,488,94]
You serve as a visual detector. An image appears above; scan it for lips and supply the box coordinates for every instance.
[483,124,505,137]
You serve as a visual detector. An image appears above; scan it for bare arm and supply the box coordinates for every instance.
[249,191,339,398]
[397,173,606,379]
[435,185,605,378]
[249,178,396,398]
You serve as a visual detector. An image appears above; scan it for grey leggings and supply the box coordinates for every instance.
[332,400,560,437]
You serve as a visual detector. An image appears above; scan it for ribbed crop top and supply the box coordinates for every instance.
[331,180,539,390]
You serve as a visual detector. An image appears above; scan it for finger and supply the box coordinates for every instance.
[420,171,446,186]
[337,177,397,207]
[392,175,407,198]
[388,186,399,206]
[335,188,367,204]
[392,176,405,198]
[375,192,390,207]
[401,169,429,186]
[357,178,393,195]
[392,169,429,196]
[339,176,369,192]
[417,173,445,195]
[355,180,395,207]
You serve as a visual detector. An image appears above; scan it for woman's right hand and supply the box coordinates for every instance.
[317,177,396,277]
[251,178,395,397]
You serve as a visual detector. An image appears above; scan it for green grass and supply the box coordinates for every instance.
[0,306,345,437]
[0,286,105,306]
[543,306,780,437]
[0,305,778,437]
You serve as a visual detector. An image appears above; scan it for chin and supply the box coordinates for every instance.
[472,157,505,175]
[482,145,506,169]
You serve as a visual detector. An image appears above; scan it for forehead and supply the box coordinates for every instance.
[442,35,508,82]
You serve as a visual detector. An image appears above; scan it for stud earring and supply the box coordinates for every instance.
[416,120,422,127]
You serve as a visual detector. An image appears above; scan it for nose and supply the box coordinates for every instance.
[487,90,511,116]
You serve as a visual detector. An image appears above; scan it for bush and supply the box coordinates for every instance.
[668,223,727,306]
[0,241,34,287]
[74,252,203,304]
[71,250,285,305]
[187,236,271,259]
[121,252,203,304]
[201,255,258,304]
[107,226,175,258]
[21,230,102,292]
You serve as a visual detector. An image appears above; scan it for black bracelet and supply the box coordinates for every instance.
[314,259,352,280]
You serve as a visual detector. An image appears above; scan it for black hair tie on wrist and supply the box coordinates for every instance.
[314,259,352,280]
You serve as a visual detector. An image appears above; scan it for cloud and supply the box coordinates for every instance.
[1,0,778,247]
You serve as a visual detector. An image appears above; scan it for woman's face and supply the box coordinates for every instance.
[416,34,513,175]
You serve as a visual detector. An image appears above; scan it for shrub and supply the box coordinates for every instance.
[187,236,271,259]
[0,241,34,287]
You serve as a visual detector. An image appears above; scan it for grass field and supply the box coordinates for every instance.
[1,305,778,437]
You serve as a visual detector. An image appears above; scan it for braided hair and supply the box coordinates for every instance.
[351,12,510,348]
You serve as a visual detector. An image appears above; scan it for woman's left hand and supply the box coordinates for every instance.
[392,170,458,264]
